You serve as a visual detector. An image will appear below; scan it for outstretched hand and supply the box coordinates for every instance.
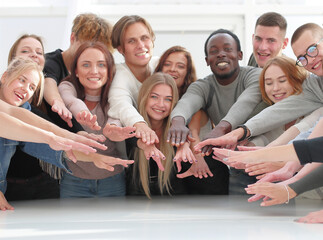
[92,156,134,171]
[194,131,239,156]
[51,99,73,128]
[103,123,136,141]
[173,142,196,172]
[47,132,102,163]
[137,140,165,171]
[0,192,14,211]
[245,182,297,206]
[134,122,159,145]
[177,154,213,179]
[296,210,323,224]
[167,116,194,147]
[76,110,101,131]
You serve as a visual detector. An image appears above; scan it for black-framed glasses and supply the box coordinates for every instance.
[296,38,323,67]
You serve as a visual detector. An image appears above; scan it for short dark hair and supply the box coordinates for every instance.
[291,23,323,45]
[255,12,287,35]
[204,29,241,57]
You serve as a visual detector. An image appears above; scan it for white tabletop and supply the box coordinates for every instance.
[0,195,322,240]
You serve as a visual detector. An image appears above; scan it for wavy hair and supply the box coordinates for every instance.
[155,46,197,97]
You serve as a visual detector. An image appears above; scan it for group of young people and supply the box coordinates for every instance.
[1,11,323,224]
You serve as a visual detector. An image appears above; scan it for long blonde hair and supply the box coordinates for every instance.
[2,57,44,106]
[134,72,179,198]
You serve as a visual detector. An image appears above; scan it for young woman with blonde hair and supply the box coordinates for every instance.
[127,72,195,198]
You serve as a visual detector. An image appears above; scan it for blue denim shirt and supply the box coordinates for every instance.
[0,102,70,192]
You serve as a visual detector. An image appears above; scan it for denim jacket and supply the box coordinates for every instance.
[0,102,70,192]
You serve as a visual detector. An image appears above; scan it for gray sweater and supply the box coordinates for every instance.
[171,66,262,129]
[246,74,323,136]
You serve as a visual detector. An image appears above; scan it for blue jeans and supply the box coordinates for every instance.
[60,171,126,198]
[0,139,67,193]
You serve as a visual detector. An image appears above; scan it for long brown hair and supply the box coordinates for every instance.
[63,41,115,117]
[155,46,197,97]
[8,34,44,65]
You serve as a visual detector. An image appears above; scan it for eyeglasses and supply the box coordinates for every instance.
[296,38,323,67]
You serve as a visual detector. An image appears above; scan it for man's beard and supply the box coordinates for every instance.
[214,67,238,80]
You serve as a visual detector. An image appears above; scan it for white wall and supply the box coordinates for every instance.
[0,2,322,78]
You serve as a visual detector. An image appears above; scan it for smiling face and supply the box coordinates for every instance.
[0,69,39,106]
[145,83,173,125]
[118,22,153,69]
[15,37,45,69]
[161,52,187,89]
[205,33,242,84]
[264,64,294,104]
[292,30,323,76]
[252,26,288,68]
[76,48,108,96]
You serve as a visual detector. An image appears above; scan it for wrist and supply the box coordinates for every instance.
[172,116,185,125]
[288,186,297,199]
[236,125,250,141]
[217,120,232,134]
[134,121,146,127]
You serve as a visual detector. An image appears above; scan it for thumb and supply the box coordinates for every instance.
[177,170,192,179]
[175,159,182,172]
[65,150,77,163]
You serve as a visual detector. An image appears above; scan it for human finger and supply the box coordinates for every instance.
[176,170,192,179]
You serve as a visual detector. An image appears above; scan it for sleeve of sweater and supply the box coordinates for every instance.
[293,137,323,165]
[222,67,262,129]
[293,107,323,133]
[289,163,323,195]
[245,75,323,136]
[107,65,144,127]
[170,78,209,124]
[58,81,89,117]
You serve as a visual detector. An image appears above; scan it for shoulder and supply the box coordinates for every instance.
[45,49,63,62]
[191,74,215,88]
[239,66,262,83]
[112,63,136,86]
[44,49,64,76]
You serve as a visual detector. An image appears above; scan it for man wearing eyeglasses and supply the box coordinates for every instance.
[195,23,323,151]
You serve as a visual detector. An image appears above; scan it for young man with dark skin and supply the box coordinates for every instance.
[167,29,262,194]
[195,23,323,155]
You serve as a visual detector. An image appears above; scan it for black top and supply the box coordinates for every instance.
[293,137,323,165]
[44,49,69,84]
[125,137,188,196]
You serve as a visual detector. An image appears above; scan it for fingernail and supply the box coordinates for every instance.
[223,158,228,161]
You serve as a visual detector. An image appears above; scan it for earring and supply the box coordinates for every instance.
[76,74,79,78]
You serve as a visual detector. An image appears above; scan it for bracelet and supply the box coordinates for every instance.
[284,185,290,204]
[236,125,249,142]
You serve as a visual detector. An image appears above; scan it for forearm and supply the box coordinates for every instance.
[188,111,202,143]
[289,163,323,195]
[58,81,89,117]
[44,78,64,106]
[0,112,53,144]
[245,94,322,137]
[268,126,300,147]
[252,144,299,163]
